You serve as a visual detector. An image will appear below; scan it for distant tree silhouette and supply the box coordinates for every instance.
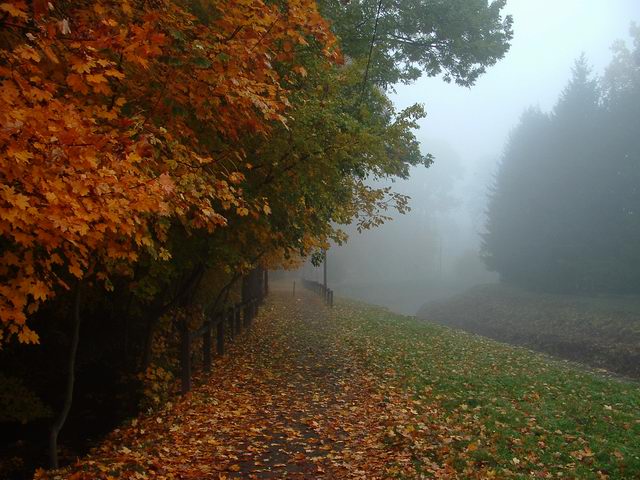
[483,32,640,293]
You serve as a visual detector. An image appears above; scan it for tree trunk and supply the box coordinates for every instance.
[49,281,83,469]
[241,273,251,304]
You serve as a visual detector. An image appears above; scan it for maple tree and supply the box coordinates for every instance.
[0,0,338,344]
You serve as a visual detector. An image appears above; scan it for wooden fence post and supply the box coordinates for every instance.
[216,315,224,356]
[203,320,212,372]
[180,319,191,394]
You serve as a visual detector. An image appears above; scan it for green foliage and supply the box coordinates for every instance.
[242,59,431,257]
[483,30,640,293]
[320,0,513,87]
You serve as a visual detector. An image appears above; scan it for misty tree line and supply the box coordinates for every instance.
[483,26,640,294]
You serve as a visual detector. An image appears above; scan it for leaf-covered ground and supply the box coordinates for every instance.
[417,283,640,379]
[39,286,640,479]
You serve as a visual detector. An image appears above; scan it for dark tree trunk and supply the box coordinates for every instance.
[241,273,251,305]
[49,281,83,469]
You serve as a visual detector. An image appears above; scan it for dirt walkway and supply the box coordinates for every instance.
[39,286,420,480]
[209,286,357,478]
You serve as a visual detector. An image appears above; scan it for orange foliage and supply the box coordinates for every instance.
[0,0,339,342]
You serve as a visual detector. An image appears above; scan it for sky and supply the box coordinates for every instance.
[391,0,640,166]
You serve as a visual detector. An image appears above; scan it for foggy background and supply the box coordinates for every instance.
[303,0,640,315]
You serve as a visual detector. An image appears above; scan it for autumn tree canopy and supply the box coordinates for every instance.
[0,0,338,343]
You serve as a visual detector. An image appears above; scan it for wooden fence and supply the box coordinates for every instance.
[301,279,334,307]
[178,272,329,394]
[179,288,265,394]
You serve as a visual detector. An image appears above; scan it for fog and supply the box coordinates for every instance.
[303,0,640,315]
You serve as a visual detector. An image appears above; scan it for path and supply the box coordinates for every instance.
[41,285,420,480]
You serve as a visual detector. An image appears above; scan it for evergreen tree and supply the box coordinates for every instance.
[484,35,640,293]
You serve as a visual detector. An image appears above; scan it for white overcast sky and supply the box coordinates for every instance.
[391,0,640,166]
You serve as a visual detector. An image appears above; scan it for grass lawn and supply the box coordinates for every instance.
[332,298,640,479]
[417,284,640,380]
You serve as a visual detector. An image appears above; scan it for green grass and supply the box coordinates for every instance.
[332,299,640,479]
[418,284,640,380]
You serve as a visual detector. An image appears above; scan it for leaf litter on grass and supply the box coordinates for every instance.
[333,299,640,479]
